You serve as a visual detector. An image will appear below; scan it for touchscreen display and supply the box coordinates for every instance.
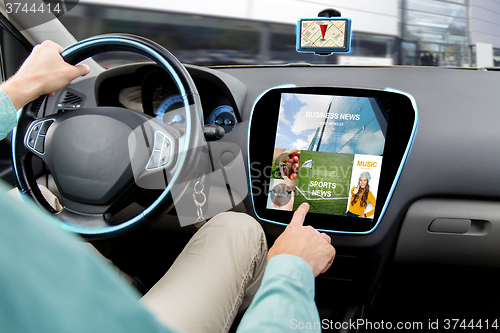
[267,93,388,219]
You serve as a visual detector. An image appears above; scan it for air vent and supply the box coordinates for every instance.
[57,89,85,112]
[62,91,82,104]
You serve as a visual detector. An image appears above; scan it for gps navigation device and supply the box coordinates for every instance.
[296,18,352,55]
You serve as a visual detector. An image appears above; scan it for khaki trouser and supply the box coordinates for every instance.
[141,212,268,333]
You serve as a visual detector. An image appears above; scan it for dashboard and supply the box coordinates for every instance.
[40,62,500,307]
[92,63,244,134]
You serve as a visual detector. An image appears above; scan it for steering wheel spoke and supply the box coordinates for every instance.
[24,117,56,158]
[144,120,180,171]
[56,208,110,229]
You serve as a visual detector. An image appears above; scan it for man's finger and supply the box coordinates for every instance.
[289,203,309,227]
[321,261,333,274]
[320,233,331,244]
[321,248,336,274]
[42,40,64,53]
[75,64,91,77]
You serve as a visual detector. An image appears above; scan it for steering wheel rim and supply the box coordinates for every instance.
[12,34,203,240]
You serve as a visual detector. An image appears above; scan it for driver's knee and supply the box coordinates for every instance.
[194,212,268,267]
[205,212,267,250]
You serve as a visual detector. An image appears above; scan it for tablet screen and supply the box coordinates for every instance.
[267,93,387,219]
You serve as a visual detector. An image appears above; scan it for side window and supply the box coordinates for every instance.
[0,28,31,79]
[0,15,32,186]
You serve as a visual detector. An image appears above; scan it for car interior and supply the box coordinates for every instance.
[2,1,500,332]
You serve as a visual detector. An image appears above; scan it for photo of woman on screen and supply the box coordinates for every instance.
[346,172,376,218]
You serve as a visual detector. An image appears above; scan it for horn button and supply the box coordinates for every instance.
[47,110,146,205]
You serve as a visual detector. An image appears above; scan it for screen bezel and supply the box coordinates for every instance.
[248,86,417,234]
[296,18,352,54]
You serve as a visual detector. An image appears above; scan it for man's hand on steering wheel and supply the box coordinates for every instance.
[0,40,90,110]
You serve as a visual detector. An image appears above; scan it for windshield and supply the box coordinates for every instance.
[53,0,495,68]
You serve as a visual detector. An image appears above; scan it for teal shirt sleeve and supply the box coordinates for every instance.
[237,254,321,333]
[0,181,175,333]
[0,89,18,140]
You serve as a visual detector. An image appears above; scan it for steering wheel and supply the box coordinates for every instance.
[12,34,203,240]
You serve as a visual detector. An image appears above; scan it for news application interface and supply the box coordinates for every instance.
[267,93,388,219]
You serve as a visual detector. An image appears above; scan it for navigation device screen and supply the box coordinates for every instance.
[299,19,347,48]
[267,93,388,219]
[296,18,352,54]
